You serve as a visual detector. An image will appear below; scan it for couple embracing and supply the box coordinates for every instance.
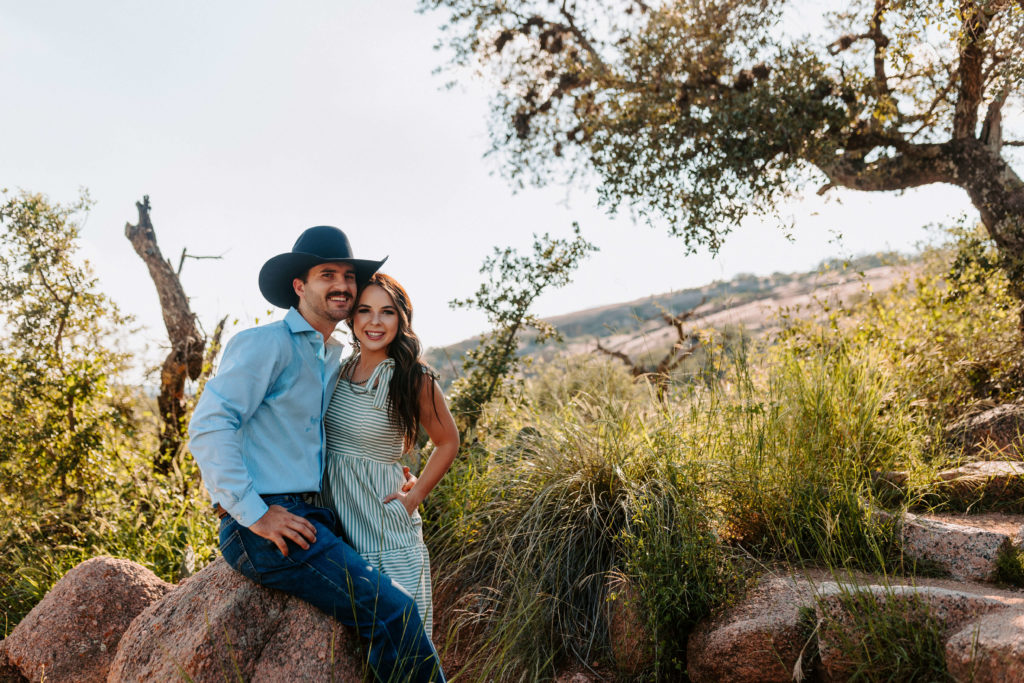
[189,226,458,682]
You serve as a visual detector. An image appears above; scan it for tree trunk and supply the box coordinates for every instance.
[125,196,205,474]
[952,139,1024,331]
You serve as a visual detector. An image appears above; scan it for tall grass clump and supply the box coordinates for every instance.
[427,376,745,680]
[671,336,912,574]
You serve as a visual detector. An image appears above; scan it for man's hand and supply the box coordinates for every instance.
[248,505,317,557]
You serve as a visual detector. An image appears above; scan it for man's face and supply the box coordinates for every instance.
[293,262,357,328]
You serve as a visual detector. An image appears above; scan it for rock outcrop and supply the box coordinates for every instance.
[1,557,171,683]
[900,512,1014,581]
[107,557,362,682]
[605,572,653,675]
[815,582,1020,681]
[945,606,1024,682]
[947,404,1024,458]
[686,575,816,683]
[936,460,1024,506]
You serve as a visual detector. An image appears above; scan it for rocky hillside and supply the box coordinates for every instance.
[425,252,910,383]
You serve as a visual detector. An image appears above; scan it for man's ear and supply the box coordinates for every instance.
[293,278,305,300]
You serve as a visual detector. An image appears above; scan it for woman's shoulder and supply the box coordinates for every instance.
[416,362,440,380]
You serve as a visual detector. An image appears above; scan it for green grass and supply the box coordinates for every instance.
[817,585,953,682]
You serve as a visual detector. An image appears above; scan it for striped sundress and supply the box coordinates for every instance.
[318,357,434,638]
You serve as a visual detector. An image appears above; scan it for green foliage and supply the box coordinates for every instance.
[995,544,1024,587]
[424,0,1024,292]
[0,190,131,504]
[426,233,1022,679]
[819,587,953,682]
[0,191,217,636]
[447,224,597,437]
[427,391,745,680]
[781,227,1024,423]
[2,451,218,636]
[710,344,910,570]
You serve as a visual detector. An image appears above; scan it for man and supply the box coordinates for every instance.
[189,225,444,683]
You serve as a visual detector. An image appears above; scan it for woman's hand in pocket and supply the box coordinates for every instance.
[383,488,422,516]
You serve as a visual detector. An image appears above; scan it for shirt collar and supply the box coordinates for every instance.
[284,307,318,336]
[284,307,343,349]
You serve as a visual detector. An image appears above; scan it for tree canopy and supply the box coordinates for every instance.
[425,0,1024,305]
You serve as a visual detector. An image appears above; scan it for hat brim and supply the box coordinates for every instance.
[258,252,388,309]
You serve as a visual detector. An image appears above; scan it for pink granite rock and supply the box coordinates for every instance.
[605,573,653,675]
[0,640,27,683]
[107,557,364,682]
[250,599,362,682]
[947,404,1024,458]
[936,461,1024,504]
[901,513,1012,581]
[945,606,1024,682]
[815,583,1014,681]
[687,575,817,683]
[2,557,171,683]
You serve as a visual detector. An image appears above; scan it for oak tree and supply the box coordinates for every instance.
[425,0,1024,319]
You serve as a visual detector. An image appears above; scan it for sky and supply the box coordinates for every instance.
[0,1,992,378]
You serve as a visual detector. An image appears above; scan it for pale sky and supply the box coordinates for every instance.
[1,1,989,377]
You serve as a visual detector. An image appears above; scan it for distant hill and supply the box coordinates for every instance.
[423,252,911,385]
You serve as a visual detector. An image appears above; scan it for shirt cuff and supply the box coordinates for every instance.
[230,490,270,528]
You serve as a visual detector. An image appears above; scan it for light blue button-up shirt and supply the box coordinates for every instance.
[188,308,344,527]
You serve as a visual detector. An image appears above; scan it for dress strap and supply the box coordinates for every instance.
[368,358,395,411]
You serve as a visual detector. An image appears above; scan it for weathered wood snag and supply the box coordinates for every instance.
[595,305,701,401]
[125,196,205,473]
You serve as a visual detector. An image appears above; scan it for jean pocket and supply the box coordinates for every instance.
[220,528,257,577]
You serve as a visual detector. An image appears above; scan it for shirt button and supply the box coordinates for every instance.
[310,416,317,424]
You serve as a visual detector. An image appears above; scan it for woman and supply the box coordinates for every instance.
[318,272,459,640]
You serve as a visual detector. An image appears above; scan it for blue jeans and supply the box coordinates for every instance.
[218,494,445,683]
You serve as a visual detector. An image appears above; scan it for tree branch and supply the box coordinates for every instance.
[819,143,957,192]
[176,247,225,277]
[953,1,994,139]
[594,339,645,377]
[558,2,612,78]
[125,195,207,472]
[868,0,892,98]
[980,89,1008,151]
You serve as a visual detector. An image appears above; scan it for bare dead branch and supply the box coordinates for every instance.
[197,315,228,391]
[594,338,645,377]
[176,248,225,277]
[125,195,207,473]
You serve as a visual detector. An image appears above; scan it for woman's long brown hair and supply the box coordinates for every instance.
[342,273,437,450]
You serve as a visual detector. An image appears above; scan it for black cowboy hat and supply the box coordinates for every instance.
[258,226,388,309]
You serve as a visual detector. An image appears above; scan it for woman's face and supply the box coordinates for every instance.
[352,284,399,354]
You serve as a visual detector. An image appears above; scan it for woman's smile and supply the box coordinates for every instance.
[352,285,400,355]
